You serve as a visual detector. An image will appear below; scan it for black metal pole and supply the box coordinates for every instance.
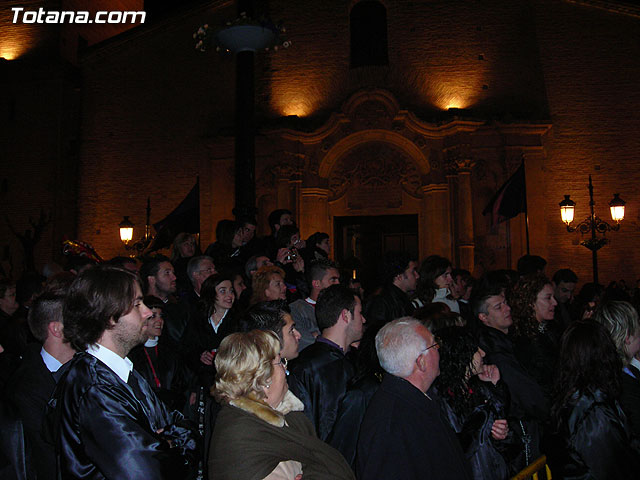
[588,175,599,284]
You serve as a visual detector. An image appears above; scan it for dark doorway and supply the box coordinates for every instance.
[334,215,418,292]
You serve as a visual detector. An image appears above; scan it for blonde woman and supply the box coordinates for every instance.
[209,330,354,480]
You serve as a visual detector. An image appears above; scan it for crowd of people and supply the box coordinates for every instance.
[2,207,640,480]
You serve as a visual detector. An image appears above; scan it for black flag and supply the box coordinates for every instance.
[149,179,199,252]
[482,163,526,226]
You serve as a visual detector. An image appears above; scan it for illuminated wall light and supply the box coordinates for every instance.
[280,99,312,117]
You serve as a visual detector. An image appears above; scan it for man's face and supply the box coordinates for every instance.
[241,223,256,244]
[152,262,176,297]
[233,275,247,297]
[0,286,19,316]
[396,261,419,293]
[416,324,440,389]
[450,274,467,300]
[346,296,366,343]
[280,313,301,360]
[553,281,576,305]
[316,268,341,291]
[113,284,153,354]
[193,259,216,292]
[256,256,272,270]
[279,213,293,227]
[478,293,512,335]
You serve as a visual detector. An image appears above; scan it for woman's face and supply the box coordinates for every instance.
[264,353,288,408]
[233,275,247,297]
[147,307,164,338]
[434,267,453,290]
[534,284,558,322]
[214,280,235,311]
[470,347,486,376]
[317,238,330,254]
[264,274,287,301]
[179,237,196,258]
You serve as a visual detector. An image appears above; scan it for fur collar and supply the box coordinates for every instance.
[229,391,304,428]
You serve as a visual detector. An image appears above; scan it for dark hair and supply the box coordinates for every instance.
[139,254,172,293]
[215,219,243,246]
[316,284,357,330]
[552,268,578,285]
[379,250,412,285]
[106,256,137,270]
[0,278,15,298]
[414,304,461,332]
[415,255,452,302]
[275,224,300,249]
[240,300,290,342]
[434,327,479,416]
[306,259,338,287]
[307,232,329,248]
[509,273,551,338]
[268,209,292,233]
[469,273,507,324]
[28,290,66,342]
[63,265,141,351]
[44,272,76,293]
[199,273,234,317]
[16,273,44,304]
[64,255,97,273]
[517,254,547,277]
[143,295,165,311]
[551,320,622,429]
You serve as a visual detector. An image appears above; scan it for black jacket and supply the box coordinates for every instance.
[364,284,413,330]
[620,364,640,439]
[356,374,472,480]
[439,377,514,480]
[476,326,548,422]
[512,323,560,401]
[49,352,199,479]
[547,389,640,480]
[181,310,238,388]
[4,344,58,480]
[288,339,355,441]
[129,341,196,413]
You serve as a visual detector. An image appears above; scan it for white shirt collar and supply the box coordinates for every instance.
[145,337,159,347]
[87,344,134,383]
[209,309,229,333]
[305,297,316,305]
[41,347,63,373]
[631,357,640,372]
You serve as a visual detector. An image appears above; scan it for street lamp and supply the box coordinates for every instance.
[118,198,153,256]
[559,175,625,284]
[119,216,134,244]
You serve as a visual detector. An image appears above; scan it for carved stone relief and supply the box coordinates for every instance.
[328,142,422,209]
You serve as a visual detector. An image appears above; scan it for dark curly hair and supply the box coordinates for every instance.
[551,320,622,430]
[434,326,480,416]
[508,273,551,339]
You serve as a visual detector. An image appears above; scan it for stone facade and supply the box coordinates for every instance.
[2,0,640,286]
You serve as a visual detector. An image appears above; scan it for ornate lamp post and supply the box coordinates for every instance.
[559,175,625,284]
[118,198,153,256]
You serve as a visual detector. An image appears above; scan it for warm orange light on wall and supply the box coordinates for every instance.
[280,99,312,117]
[0,45,25,60]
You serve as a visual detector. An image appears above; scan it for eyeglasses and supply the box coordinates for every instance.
[272,357,288,369]
[416,340,439,362]
[197,267,216,275]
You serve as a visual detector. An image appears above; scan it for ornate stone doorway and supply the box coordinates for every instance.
[335,214,418,290]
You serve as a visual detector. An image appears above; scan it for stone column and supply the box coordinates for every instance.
[421,184,452,259]
[455,160,476,271]
[300,187,330,240]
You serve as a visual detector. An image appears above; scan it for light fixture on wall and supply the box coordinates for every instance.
[559,175,625,284]
[118,198,153,255]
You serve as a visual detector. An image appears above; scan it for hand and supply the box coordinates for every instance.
[200,350,214,366]
[294,475,303,480]
[477,364,500,385]
[189,392,197,406]
[292,254,305,272]
[491,419,509,440]
[276,248,292,264]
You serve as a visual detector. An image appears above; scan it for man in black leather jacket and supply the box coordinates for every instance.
[49,266,199,479]
[289,285,366,441]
